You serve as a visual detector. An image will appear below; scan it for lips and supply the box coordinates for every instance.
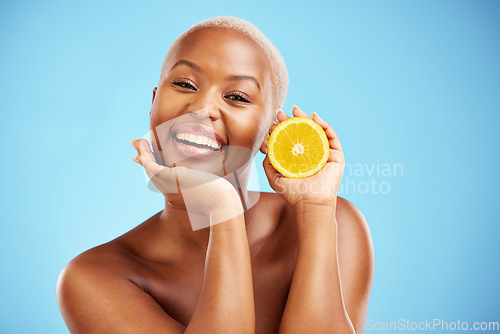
[170,122,226,157]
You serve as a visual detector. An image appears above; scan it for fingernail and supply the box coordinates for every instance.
[272,120,278,125]
[276,108,283,114]
[312,111,319,117]
[292,105,299,110]
[131,157,139,164]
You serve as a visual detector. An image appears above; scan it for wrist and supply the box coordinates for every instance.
[293,200,337,230]
[211,188,245,225]
[213,186,243,209]
[293,199,337,216]
[293,201,337,241]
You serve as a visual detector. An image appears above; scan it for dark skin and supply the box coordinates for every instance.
[57,27,374,334]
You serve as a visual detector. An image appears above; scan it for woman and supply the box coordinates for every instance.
[57,16,374,334]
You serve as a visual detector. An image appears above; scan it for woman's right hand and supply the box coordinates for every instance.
[130,138,244,227]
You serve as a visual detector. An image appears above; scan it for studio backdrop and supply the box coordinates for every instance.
[1,0,499,333]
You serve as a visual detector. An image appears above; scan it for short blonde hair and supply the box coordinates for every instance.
[158,16,289,115]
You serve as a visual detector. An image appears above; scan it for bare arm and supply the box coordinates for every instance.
[278,200,374,334]
[186,198,255,334]
[56,202,255,334]
[57,256,187,334]
[56,139,255,333]
[263,107,374,334]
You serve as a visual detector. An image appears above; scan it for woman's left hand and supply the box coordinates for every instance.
[263,106,345,209]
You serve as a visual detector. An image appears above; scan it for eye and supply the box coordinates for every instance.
[225,91,251,103]
[172,80,197,91]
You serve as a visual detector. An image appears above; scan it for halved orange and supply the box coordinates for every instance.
[267,117,329,179]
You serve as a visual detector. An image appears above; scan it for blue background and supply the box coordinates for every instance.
[1,0,499,333]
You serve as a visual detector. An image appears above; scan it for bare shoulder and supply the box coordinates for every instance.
[59,242,134,274]
[252,191,292,219]
[254,192,372,250]
[56,243,185,334]
[252,190,286,207]
[56,242,141,292]
[335,196,375,334]
[336,196,373,243]
[335,196,374,272]
[249,191,298,258]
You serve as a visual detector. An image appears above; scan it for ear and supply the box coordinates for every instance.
[150,87,157,116]
[152,87,157,104]
[259,120,274,154]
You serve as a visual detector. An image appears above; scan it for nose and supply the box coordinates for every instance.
[186,90,222,121]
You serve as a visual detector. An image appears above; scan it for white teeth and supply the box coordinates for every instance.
[175,132,221,150]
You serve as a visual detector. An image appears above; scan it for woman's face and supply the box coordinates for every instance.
[149,27,274,176]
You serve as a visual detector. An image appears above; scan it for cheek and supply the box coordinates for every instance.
[150,90,186,128]
[227,112,268,151]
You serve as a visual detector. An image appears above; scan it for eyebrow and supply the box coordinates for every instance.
[170,59,261,91]
[227,75,260,91]
[170,59,202,72]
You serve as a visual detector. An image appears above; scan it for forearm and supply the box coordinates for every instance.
[186,202,255,334]
[279,203,355,334]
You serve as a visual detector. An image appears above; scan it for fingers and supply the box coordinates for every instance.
[279,105,316,121]
[276,105,311,124]
[328,148,345,164]
[280,105,343,153]
[130,138,182,194]
[130,138,164,178]
[291,105,312,118]
[276,109,290,123]
[274,105,343,154]
[269,119,278,135]
[138,139,157,168]
[262,154,281,181]
[130,138,143,164]
[311,112,343,152]
[128,138,234,194]
[130,138,155,165]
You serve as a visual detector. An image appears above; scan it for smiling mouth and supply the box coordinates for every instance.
[174,132,222,151]
[168,121,227,158]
